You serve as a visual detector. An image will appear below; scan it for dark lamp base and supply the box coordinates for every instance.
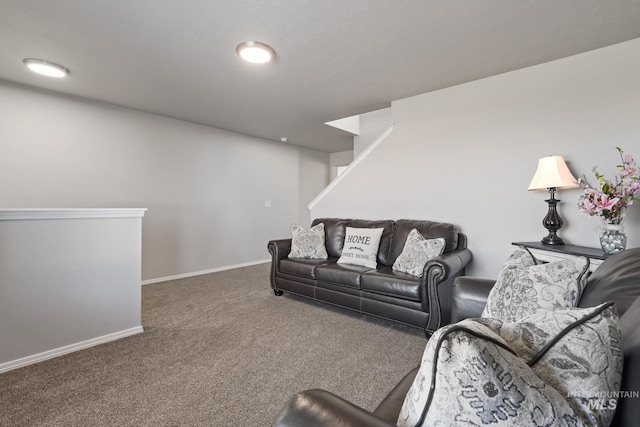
[539,187,567,246]
[541,234,565,245]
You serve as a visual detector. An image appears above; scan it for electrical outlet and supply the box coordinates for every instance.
[264,200,271,208]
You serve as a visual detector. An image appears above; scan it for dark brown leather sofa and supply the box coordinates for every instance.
[267,218,471,336]
[271,248,640,427]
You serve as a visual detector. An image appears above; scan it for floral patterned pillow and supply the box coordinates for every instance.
[502,246,537,270]
[482,254,589,322]
[392,229,445,277]
[288,223,328,259]
[397,303,622,427]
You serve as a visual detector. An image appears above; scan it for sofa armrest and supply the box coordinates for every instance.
[268,239,292,261]
[424,248,472,279]
[271,389,395,427]
[450,277,495,323]
[422,248,472,333]
[267,239,292,293]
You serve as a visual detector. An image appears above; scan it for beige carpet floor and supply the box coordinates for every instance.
[0,263,426,426]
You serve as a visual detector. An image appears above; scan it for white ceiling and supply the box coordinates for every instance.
[2,1,640,153]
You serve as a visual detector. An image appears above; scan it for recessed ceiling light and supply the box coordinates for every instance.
[236,41,276,64]
[23,58,70,78]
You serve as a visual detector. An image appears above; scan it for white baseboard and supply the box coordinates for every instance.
[0,326,144,374]
[141,258,271,285]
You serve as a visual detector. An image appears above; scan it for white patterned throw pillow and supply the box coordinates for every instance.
[482,252,589,322]
[502,246,537,270]
[288,223,328,259]
[337,227,384,269]
[397,303,622,427]
[392,229,445,277]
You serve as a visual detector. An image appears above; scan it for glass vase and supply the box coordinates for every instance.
[599,223,627,255]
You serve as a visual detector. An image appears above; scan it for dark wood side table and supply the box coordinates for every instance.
[512,241,610,271]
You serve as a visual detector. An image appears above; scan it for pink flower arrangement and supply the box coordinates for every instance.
[578,147,640,224]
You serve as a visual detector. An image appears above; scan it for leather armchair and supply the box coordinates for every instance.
[450,248,640,427]
[450,276,495,323]
[272,368,419,427]
[272,248,640,427]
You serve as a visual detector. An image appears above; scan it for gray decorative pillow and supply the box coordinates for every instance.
[392,229,445,277]
[288,223,328,259]
[337,227,383,268]
[502,246,537,270]
[397,303,622,427]
[482,256,589,322]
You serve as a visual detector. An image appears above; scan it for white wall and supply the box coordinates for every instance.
[353,107,392,157]
[327,108,392,180]
[329,150,354,180]
[0,82,329,281]
[312,38,640,279]
[0,209,145,372]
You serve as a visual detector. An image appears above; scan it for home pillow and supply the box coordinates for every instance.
[288,223,328,259]
[397,303,622,427]
[482,254,589,322]
[392,229,445,277]
[337,227,384,269]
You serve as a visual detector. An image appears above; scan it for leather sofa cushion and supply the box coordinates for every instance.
[350,219,395,266]
[580,247,640,316]
[361,291,423,311]
[316,281,362,297]
[361,267,422,302]
[312,218,350,258]
[315,262,373,289]
[388,220,458,265]
[279,258,331,279]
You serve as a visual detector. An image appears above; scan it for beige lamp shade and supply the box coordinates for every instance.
[528,155,579,190]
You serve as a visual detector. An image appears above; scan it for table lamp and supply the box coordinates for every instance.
[528,155,579,245]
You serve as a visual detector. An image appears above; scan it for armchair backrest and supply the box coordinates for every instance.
[579,248,640,316]
[577,248,640,427]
